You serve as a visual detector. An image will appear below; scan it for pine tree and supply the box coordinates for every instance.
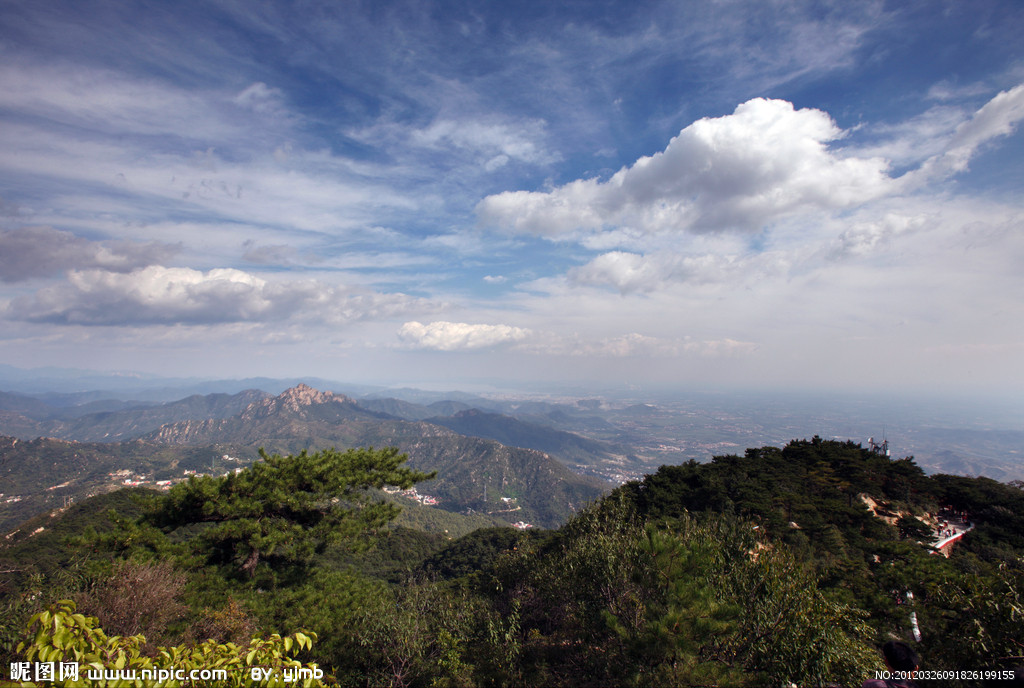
[150,447,434,578]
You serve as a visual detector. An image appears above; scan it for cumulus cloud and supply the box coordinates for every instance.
[5,266,431,326]
[477,98,894,242]
[0,226,179,283]
[397,321,532,351]
[565,248,790,294]
[567,252,712,293]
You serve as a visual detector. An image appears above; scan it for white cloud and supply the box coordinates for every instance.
[6,266,433,326]
[409,118,555,165]
[926,80,993,102]
[477,98,893,243]
[536,332,758,358]
[0,61,422,247]
[565,251,724,293]
[563,243,796,294]
[933,84,1024,172]
[904,84,1024,182]
[396,318,758,359]
[0,63,237,140]
[0,226,179,282]
[233,82,287,115]
[0,123,415,235]
[826,213,927,260]
[397,321,532,351]
[856,105,972,167]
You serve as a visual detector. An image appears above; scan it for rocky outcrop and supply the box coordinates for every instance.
[240,383,355,420]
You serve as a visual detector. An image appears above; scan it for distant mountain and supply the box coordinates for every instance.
[143,384,608,527]
[427,408,638,469]
[0,363,386,402]
[357,397,476,421]
[0,391,58,420]
[141,385,393,447]
[0,389,270,442]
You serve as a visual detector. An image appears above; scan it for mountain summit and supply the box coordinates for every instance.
[240,383,356,420]
[137,384,607,528]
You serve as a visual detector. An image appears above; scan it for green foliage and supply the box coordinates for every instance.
[486,494,878,687]
[619,525,744,687]
[933,473,1024,561]
[15,599,327,687]
[896,514,935,542]
[241,569,384,684]
[722,532,879,686]
[0,489,156,589]
[420,527,545,581]
[7,438,1024,687]
[924,569,1024,679]
[150,446,434,578]
[355,582,486,688]
[390,499,506,537]
[327,526,447,583]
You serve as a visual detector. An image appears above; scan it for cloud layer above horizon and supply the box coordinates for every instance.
[0,0,1022,393]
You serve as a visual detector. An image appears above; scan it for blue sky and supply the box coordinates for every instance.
[0,0,1022,395]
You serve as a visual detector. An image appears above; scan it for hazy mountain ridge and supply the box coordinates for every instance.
[0,389,270,442]
[426,408,641,477]
[2,378,1023,537]
[357,397,477,420]
[1,385,607,531]
[142,385,607,527]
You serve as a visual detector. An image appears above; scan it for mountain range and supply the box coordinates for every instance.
[0,384,614,531]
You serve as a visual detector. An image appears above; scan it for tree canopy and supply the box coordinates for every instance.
[149,446,434,578]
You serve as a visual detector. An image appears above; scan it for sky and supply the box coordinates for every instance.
[0,0,1022,397]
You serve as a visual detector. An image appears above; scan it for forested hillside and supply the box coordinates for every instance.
[2,438,1021,686]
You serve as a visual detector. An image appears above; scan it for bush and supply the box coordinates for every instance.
[15,600,328,687]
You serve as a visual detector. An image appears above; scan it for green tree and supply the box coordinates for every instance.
[150,447,434,579]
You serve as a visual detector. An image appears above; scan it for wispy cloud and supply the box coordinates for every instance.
[912,84,1024,180]
[0,226,179,283]
[0,0,1021,392]
[396,319,758,359]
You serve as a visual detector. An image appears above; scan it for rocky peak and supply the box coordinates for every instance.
[279,383,337,408]
[241,384,352,420]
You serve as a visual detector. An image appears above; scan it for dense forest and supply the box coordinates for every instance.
[2,438,1022,686]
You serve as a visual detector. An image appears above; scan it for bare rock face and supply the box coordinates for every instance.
[148,418,228,444]
[241,384,352,420]
[275,383,338,411]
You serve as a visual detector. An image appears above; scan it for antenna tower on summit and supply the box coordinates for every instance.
[868,434,890,457]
